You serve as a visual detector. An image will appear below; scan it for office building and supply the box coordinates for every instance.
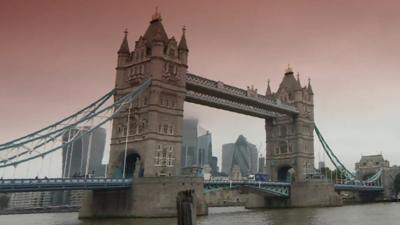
[222,135,258,178]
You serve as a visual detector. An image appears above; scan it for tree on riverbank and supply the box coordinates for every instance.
[0,194,10,209]
[394,173,400,199]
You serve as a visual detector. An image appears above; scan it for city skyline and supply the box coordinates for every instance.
[1,0,400,173]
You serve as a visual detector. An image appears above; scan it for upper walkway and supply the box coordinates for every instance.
[185,73,299,118]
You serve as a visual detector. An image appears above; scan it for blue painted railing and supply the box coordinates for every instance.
[0,178,132,192]
[203,180,291,197]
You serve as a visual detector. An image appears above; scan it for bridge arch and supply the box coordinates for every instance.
[277,165,295,182]
[125,152,142,178]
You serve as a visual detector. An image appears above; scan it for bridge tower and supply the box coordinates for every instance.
[108,11,188,178]
[80,12,207,218]
[265,67,314,182]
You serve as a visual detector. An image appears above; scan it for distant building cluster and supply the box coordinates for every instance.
[221,135,259,180]
[5,127,107,210]
[6,190,83,209]
[62,127,107,178]
[181,119,218,177]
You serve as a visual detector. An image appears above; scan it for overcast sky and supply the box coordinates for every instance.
[1,0,400,177]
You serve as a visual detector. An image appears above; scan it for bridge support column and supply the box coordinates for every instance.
[290,181,342,207]
[79,177,208,218]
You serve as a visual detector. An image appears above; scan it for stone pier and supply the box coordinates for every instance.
[290,181,342,207]
[79,177,208,218]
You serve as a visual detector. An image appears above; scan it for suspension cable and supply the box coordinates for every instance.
[0,89,114,149]
[0,80,151,168]
[84,120,95,177]
[63,129,72,178]
[315,124,383,185]
[122,103,133,179]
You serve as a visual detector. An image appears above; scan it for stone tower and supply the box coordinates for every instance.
[108,11,188,177]
[265,67,314,182]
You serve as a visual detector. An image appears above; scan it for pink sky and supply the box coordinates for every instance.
[1,0,400,174]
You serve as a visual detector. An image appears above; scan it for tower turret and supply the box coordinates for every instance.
[178,26,189,65]
[307,78,314,95]
[266,79,272,96]
[117,29,130,66]
[296,72,301,87]
[115,29,130,89]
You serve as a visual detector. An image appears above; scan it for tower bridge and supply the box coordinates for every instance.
[0,11,389,218]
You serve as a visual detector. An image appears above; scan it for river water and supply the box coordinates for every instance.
[0,203,399,225]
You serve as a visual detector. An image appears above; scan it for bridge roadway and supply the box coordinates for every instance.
[185,73,299,118]
[0,178,384,195]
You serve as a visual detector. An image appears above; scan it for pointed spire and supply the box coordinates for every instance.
[118,29,130,54]
[266,79,272,95]
[307,78,314,94]
[178,25,188,51]
[151,7,162,22]
[144,9,168,43]
[296,72,301,86]
[285,64,293,74]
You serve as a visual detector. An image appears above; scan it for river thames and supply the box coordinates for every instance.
[0,203,399,225]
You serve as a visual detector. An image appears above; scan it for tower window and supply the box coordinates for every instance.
[140,64,144,74]
[146,47,152,56]
[143,97,148,105]
[169,49,175,57]
[168,64,174,74]
[140,50,144,60]
[163,124,168,133]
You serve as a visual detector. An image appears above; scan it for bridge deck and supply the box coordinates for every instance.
[0,178,384,194]
[0,178,132,192]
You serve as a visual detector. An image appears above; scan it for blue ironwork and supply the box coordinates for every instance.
[0,178,132,192]
[203,180,290,197]
[315,125,383,186]
[334,184,384,192]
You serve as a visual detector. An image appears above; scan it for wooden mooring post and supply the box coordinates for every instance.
[177,190,196,225]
